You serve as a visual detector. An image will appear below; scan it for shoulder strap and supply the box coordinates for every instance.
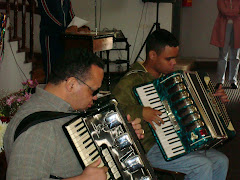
[14,111,78,141]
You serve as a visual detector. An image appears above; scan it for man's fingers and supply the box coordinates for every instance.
[102,166,108,173]
[135,129,144,135]
[89,157,101,167]
[149,121,156,130]
[132,123,141,130]
[153,118,161,126]
[127,114,131,122]
[131,117,141,125]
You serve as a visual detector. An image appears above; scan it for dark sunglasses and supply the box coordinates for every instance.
[75,77,100,96]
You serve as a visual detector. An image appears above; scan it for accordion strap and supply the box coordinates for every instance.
[14,111,78,141]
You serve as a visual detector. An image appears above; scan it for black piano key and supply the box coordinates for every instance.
[172,145,183,151]
[91,154,100,161]
[76,125,85,132]
[162,125,173,129]
[150,100,161,104]
[79,130,88,137]
[169,139,181,145]
[85,141,94,149]
[75,121,84,128]
[89,149,98,156]
[168,136,179,141]
[173,148,185,154]
[165,131,176,136]
[162,116,169,121]
[146,92,157,96]
[83,137,91,144]
[153,105,164,110]
[163,128,174,133]
[149,96,160,101]
[145,88,156,93]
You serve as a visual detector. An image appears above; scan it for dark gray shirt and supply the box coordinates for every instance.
[4,87,83,179]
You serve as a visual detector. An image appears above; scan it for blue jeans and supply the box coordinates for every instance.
[217,23,240,84]
[147,143,229,180]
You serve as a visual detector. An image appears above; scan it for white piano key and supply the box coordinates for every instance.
[102,148,109,156]
[105,154,113,162]
[114,171,121,179]
[108,160,115,168]
[107,172,110,180]
[72,127,87,138]
[67,118,83,130]
[111,166,119,173]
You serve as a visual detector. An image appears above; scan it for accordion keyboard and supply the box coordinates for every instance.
[66,117,120,179]
[135,83,186,159]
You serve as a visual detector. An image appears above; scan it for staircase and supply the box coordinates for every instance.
[0,17,32,97]
[0,0,43,97]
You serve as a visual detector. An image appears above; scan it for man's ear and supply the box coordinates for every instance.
[65,77,77,92]
[149,50,157,60]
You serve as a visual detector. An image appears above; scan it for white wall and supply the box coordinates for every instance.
[71,0,172,63]
[180,0,218,60]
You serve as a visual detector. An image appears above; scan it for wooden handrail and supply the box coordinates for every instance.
[29,0,36,59]
[13,0,19,40]
[0,0,39,61]
[21,0,26,50]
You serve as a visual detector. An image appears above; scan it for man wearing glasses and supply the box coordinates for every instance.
[4,48,144,180]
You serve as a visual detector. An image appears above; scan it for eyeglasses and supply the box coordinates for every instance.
[75,77,100,96]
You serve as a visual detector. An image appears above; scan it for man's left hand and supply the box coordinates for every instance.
[214,84,229,103]
[127,115,144,140]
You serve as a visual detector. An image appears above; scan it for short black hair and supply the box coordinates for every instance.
[146,29,179,59]
[48,48,104,84]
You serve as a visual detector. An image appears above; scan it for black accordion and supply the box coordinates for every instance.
[63,99,157,180]
[133,70,235,161]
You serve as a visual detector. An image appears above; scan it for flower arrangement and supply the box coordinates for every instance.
[0,79,38,152]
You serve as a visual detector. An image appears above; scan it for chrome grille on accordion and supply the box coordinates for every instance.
[63,99,157,180]
[133,70,235,161]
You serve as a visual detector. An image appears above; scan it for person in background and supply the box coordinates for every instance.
[4,48,144,179]
[112,29,229,180]
[211,0,240,89]
[37,0,90,83]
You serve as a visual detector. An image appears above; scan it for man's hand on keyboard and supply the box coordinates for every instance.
[214,84,229,103]
[142,107,164,130]
[77,158,108,180]
[128,115,144,139]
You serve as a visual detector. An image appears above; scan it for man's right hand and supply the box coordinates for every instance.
[142,107,164,130]
[71,158,108,180]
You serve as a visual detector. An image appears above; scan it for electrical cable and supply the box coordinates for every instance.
[130,3,145,63]
[8,25,28,82]
[98,0,102,31]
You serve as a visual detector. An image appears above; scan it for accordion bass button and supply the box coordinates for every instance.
[178,105,198,118]
[124,155,143,172]
[105,112,121,129]
[171,90,190,103]
[173,98,194,111]
[168,83,186,95]
[181,112,201,126]
[185,120,205,132]
[163,75,183,88]
[114,133,132,149]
